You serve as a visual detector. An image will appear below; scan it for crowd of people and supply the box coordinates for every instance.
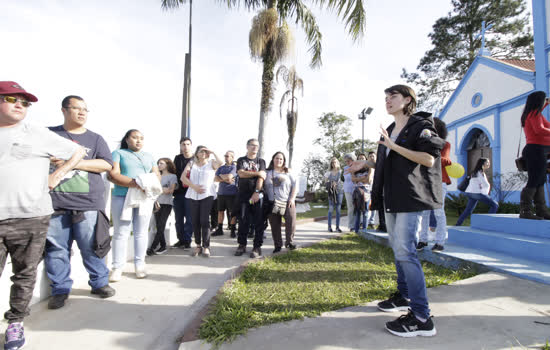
[0,81,300,350]
[3,78,550,349]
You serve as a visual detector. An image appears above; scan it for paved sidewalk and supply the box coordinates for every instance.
[181,272,550,350]
[0,220,336,350]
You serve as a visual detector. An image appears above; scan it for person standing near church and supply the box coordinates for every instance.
[0,81,85,350]
[173,137,194,248]
[213,150,238,237]
[520,91,550,220]
[45,95,116,311]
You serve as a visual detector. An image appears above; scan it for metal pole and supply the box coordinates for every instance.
[187,0,192,137]
[361,117,365,153]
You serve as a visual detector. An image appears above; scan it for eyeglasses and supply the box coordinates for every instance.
[1,95,32,107]
[64,106,89,113]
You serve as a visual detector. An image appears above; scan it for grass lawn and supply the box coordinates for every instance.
[198,233,478,346]
[296,205,328,220]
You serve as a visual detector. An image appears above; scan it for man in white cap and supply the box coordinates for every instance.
[0,81,85,350]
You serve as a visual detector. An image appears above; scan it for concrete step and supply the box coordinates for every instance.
[470,213,550,239]
[448,225,550,264]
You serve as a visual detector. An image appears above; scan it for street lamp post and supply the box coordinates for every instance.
[358,107,373,153]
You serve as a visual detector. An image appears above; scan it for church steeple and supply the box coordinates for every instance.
[476,20,493,56]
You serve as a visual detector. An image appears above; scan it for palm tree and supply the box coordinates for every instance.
[162,0,366,158]
[276,65,303,167]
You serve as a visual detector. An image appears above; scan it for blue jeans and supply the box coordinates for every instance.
[366,198,376,225]
[385,211,430,319]
[355,209,367,232]
[455,192,498,226]
[419,183,447,245]
[328,192,343,229]
[173,194,193,244]
[111,196,151,269]
[45,211,110,295]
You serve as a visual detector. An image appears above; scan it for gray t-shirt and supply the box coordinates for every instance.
[157,174,178,205]
[0,122,80,220]
[264,170,297,202]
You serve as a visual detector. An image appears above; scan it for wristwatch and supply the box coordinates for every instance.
[255,189,260,193]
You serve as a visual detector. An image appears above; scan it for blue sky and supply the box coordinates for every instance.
[2,0,456,168]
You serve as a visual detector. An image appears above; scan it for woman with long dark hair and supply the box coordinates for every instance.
[264,152,297,253]
[108,129,160,281]
[455,157,498,226]
[519,91,550,219]
[181,146,222,257]
[324,157,343,232]
[147,158,178,256]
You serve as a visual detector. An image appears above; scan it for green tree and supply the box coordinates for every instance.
[301,153,327,191]
[162,0,367,158]
[402,0,533,110]
[277,64,304,167]
[314,112,353,160]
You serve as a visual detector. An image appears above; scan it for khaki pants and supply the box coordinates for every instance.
[268,205,296,248]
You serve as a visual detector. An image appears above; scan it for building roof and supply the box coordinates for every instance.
[489,57,535,72]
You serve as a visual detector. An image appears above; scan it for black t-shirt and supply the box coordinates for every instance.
[48,126,113,211]
[173,153,193,196]
[236,156,266,195]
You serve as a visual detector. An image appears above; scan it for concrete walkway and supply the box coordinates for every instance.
[3,220,336,350]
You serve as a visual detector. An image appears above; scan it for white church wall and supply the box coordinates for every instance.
[500,105,526,175]
[456,114,495,150]
[443,63,534,125]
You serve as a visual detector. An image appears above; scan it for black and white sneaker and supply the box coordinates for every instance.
[431,244,444,251]
[156,247,167,255]
[385,309,436,337]
[416,241,428,251]
[377,291,410,312]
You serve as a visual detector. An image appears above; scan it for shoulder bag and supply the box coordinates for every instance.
[457,175,471,192]
[515,127,527,172]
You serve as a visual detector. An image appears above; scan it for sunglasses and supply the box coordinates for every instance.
[1,95,32,107]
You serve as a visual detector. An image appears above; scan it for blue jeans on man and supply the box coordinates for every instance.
[45,211,110,295]
[173,194,193,244]
[385,211,430,320]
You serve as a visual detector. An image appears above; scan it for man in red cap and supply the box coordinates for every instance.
[0,81,86,350]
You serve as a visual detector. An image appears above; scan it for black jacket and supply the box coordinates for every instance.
[371,112,445,213]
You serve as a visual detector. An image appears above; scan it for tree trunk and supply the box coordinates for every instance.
[258,40,276,159]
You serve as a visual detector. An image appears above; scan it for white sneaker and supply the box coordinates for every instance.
[109,268,123,282]
[135,265,147,279]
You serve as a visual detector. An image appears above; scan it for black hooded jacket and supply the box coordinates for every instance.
[371,112,445,213]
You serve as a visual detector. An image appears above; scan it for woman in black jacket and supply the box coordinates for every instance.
[347,84,444,338]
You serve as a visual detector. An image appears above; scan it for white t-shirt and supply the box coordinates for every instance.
[185,160,218,201]
[0,122,81,220]
[466,171,491,195]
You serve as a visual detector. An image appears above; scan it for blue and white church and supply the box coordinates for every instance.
[440,0,550,202]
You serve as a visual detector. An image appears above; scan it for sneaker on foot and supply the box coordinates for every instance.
[273,247,282,254]
[250,247,262,258]
[230,230,236,238]
[286,243,297,250]
[328,227,333,232]
[212,227,224,236]
[4,322,25,350]
[336,227,342,233]
[172,241,183,248]
[376,225,387,232]
[385,309,436,337]
[135,265,147,279]
[156,247,167,255]
[146,248,156,256]
[234,244,246,256]
[416,241,428,251]
[431,244,444,251]
[109,268,123,283]
[367,224,375,230]
[91,285,116,298]
[182,241,191,249]
[202,247,211,257]
[48,294,68,310]
[191,246,202,257]
[377,291,410,312]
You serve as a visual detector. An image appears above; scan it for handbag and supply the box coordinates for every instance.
[515,127,527,172]
[269,171,287,216]
[457,175,470,192]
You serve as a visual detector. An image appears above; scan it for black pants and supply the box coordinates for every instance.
[237,193,265,248]
[150,204,172,250]
[190,197,214,248]
[210,198,218,229]
[0,215,50,323]
[523,144,550,188]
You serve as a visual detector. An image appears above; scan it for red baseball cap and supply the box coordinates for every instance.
[0,81,38,102]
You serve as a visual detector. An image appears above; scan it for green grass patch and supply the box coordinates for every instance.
[199,233,478,346]
[296,206,328,220]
